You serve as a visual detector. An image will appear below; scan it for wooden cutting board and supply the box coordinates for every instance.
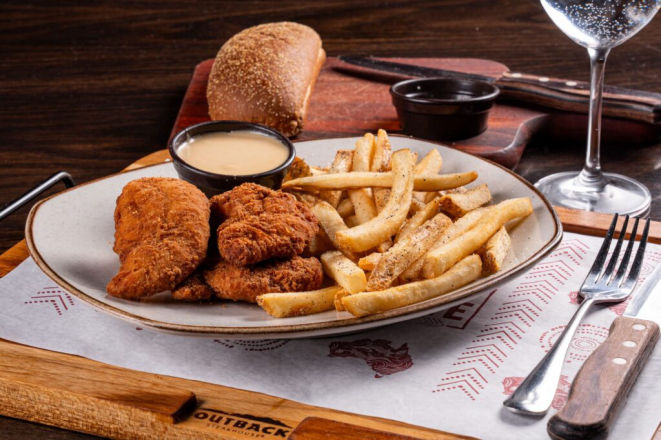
[171,58,661,169]
[1,149,661,439]
[2,57,661,438]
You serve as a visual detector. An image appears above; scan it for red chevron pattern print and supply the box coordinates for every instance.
[23,286,75,316]
[434,238,588,399]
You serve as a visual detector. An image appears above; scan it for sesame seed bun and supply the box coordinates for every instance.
[206,22,326,137]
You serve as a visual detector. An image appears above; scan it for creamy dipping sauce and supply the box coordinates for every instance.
[177,131,289,175]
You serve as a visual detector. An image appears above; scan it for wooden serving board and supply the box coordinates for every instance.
[171,58,661,169]
[1,150,661,439]
[3,60,661,438]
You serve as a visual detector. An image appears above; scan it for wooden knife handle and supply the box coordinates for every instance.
[497,73,661,125]
[547,316,660,440]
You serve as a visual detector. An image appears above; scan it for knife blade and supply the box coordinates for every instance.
[337,56,494,83]
[547,263,661,440]
[336,56,661,124]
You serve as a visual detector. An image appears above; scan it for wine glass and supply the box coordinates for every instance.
[535,0,660,215]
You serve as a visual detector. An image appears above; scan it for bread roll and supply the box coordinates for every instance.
[207,22,325,137]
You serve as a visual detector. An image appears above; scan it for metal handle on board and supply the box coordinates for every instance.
[0,172,75,222]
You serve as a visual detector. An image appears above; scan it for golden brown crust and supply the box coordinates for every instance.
[204,256,324,303]
[206,22,325,137]
[211,183,318,266]
[107,177,210,299]
[171,270,214,301]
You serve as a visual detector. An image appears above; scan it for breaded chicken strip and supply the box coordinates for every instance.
[107,177,210,299]
[204,256,323,303]
[211,183,318,266]
[171,270,214,302]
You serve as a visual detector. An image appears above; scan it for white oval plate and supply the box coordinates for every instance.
[26,136,562,339]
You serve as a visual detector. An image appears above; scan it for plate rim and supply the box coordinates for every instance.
[25,135,563,335]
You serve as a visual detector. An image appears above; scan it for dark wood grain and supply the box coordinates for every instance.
[1,1,661,438]
[3,0,661,255]
[548,316,660,440]
[173,57,661,170]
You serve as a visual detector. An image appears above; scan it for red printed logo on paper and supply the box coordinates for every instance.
[568,291,581,305]
[539,324,609,363]
[328,339,413,378]
[502,375,571,410]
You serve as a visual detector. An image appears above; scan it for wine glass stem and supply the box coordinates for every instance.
[576,47,610,192]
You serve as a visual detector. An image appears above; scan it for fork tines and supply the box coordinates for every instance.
[584,214,651,290]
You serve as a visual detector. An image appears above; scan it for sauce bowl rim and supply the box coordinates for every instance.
[390,77,500,106]
[168,120,296,181]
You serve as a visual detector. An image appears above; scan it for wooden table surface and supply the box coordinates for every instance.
[2,1,661,438]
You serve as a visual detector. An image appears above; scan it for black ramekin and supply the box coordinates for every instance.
[169,121,296,197]
[390,77,500,141]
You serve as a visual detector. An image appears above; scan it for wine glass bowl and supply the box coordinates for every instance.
[535,0,660,215]
[541,0,660,49]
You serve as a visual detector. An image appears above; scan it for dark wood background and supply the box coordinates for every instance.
[1,0,661,438]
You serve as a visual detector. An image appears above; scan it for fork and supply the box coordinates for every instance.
[503,214,651,415]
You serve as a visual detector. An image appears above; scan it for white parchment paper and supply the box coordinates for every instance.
[1,232,660,439]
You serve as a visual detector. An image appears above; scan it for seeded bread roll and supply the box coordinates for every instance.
[206,22,326,137]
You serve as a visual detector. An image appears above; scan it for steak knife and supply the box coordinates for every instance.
[547,263,661,439]
[337,56,661,125]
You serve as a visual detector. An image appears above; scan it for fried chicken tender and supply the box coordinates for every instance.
[211,183,318,266]
[107,177,210,299]
[204,256,323,303]
[171,270,214,302]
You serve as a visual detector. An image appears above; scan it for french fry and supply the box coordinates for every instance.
[399,207,491,282]
[376,241,392,253]
[336,197,354,218]
[439,183,492,218]
[257,286,343,318]
[477,226,511,274]
[367,213,452,291]
[374,188,391,213]
[396,196,441,242]
[334,289,351,311]
[423,198,532,278]
[413,149,443,202]
[310,167,328,176]
[282,171,478,192]
[352,133,376,172]
[336,149,416,252]
[408,198,426,214]
[372,130,392,172]
[344,215,360,228]
[348,134,378,224]
[319,150,353,208]
[304,230,334,257]
[321,250,367,294]
[353,132,393,250]
[342,254,483,317]
[358,252,382,271]
[290,191,322,207]
[311,201,358,261]
[372,129,392,213]
[425,191,441,203]
[348,189,378,224]
[426,186,467,204]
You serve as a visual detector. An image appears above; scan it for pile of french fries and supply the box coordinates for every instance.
[257,130,533,319]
